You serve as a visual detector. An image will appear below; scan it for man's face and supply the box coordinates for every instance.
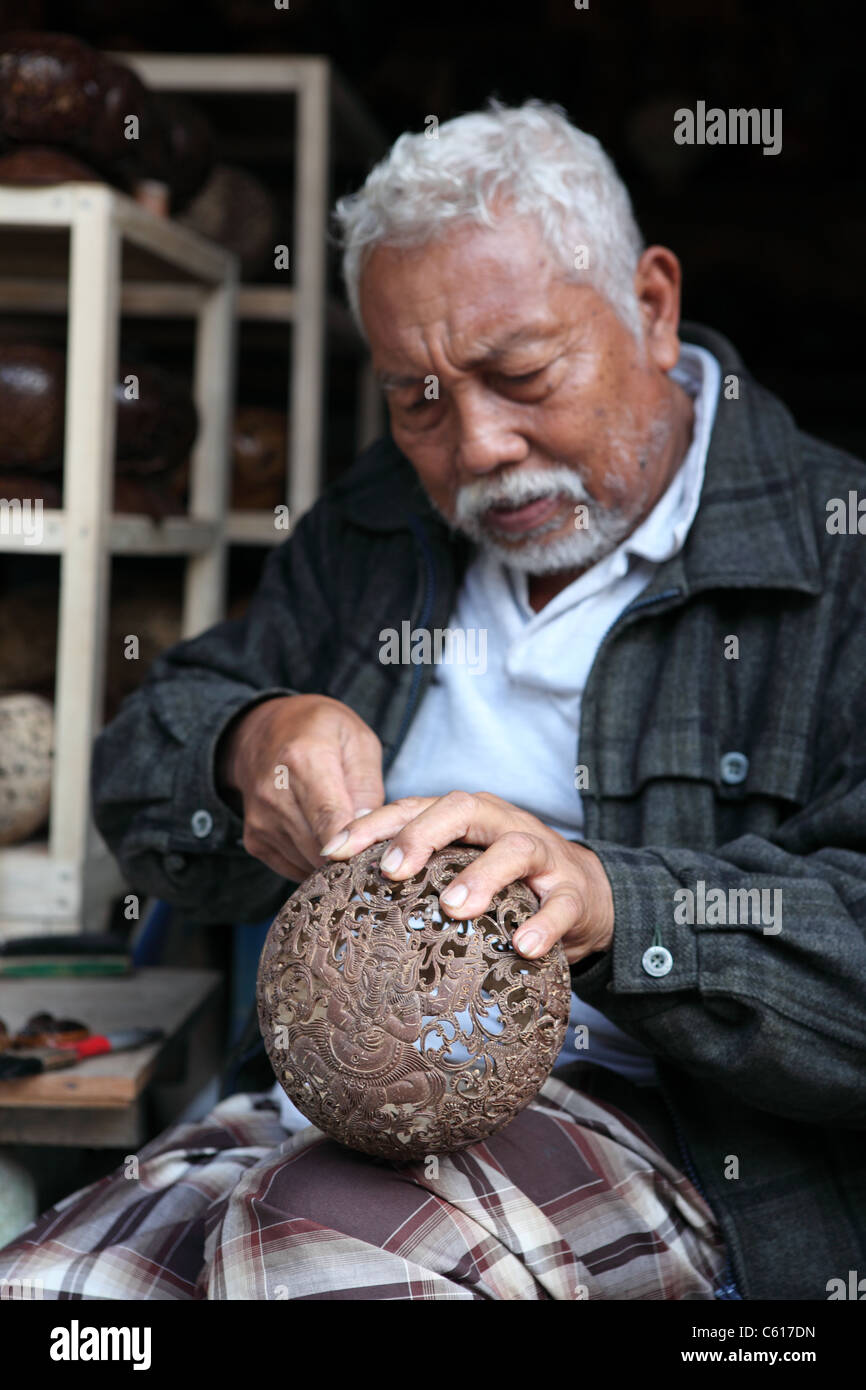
[359,216,689,575]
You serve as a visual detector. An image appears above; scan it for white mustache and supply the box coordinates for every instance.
[454,465,593,524]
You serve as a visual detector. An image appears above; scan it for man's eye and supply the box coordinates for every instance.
[502,368,545,384]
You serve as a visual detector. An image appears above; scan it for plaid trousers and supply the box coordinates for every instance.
[0,1074,725,1300]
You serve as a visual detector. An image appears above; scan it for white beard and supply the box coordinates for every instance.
[448,463,638,575]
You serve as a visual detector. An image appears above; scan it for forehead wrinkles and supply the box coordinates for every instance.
[367,229,582,376]
[400,307,563,381]
[421,316,500,376]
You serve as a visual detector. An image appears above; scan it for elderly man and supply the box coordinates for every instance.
[2,101,864,1303]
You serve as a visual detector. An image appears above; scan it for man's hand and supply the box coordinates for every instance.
[217,694,385,882]
[320,790,614,964]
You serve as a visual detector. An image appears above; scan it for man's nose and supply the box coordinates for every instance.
[452,390,528,475]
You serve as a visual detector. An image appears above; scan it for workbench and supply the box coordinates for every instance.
[0,968,222,1147]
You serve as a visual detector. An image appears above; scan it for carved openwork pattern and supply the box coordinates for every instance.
[258,841,571,1159]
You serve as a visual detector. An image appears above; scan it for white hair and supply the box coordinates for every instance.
[333,98,646,340]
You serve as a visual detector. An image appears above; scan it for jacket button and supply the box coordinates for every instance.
[720,751,749,785]
[191,809,213,838]
[642,945,673,977]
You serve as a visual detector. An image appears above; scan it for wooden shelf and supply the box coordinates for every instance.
[0,184,237,937]
[117,53,386,517]
[0,57,388,933]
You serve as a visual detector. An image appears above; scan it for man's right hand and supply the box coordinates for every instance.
[216,694,385,883]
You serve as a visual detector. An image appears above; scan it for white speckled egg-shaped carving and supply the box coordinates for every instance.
[0,693,54,846]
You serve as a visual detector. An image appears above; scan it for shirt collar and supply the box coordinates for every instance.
[667,320,821,599]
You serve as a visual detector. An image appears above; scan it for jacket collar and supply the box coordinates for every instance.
[335,320,823,598]
[668,320,822,597]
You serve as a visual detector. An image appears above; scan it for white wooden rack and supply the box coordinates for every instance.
[119,54,388,544]
[0,183,238,936]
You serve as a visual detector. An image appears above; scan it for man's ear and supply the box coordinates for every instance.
[634,245,683,372]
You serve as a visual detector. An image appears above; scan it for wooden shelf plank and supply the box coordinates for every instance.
[0,281,362,352]
[237,285,295,320]
[226,510,288,545]
[0,507,64,552]
[0,513,220,556]
[118,52,325,92]
[0,276,201,314]
[109,515,220,554]
[114,192,235,284]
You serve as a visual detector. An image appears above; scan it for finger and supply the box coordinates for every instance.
[340,725,387,821]
[253,777,333,871]
[437,831,549,917]
[320,797,436,858]
[242,827,314,885]
[373,790,524,879]
[283,743,360,848]
[276,806,329,872]
[512,883,591,959]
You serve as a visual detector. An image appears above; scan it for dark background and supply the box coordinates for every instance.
[2,0,862,456]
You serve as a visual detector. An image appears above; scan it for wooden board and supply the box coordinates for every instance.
[0,968,221,1109]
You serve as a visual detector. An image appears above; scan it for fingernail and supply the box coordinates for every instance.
[440,882,469,908]
[320,828,349,856]
[515,930,543,957]
[380,845,404,873]
[354,807,373,818]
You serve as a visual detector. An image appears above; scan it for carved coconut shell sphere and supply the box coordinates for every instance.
[258,842,571,1160]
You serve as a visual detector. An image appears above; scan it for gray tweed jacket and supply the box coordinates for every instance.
[91,322,866,1301]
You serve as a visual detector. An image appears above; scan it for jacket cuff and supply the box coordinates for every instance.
[167,687,299,858]
[569,949,614,992]
[574,838,700,998]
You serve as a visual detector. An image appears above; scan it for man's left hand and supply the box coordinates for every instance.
[319,790,614,965]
